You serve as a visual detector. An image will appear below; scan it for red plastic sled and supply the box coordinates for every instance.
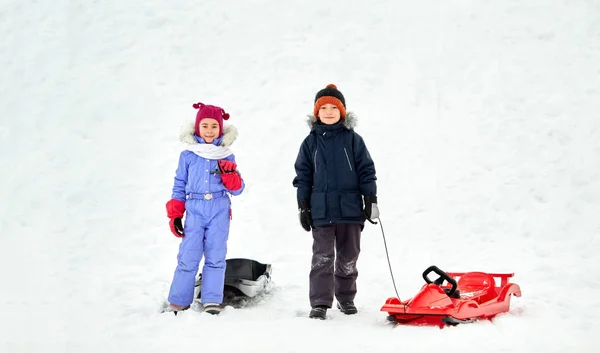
[381,265,521,327]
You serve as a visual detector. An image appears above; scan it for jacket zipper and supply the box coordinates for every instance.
[344,148,353,171]
[314,150,318,173]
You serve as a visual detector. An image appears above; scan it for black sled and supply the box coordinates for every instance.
[195,258,272,308]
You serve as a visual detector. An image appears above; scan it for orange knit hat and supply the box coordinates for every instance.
[313,84,346,118]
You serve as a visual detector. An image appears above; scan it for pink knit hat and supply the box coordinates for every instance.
[193,102,230,138]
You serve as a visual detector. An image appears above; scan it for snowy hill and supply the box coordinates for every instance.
[1,0,599,352]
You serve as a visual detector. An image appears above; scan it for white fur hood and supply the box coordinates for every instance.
[179,122,238,147]
[306,111,358,130]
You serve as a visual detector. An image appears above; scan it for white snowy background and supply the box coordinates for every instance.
[1,0,599,352]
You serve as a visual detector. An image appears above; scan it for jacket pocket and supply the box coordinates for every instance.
[340,192,362,218]
[311,192,327,219]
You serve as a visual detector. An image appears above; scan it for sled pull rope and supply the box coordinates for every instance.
[378,218,400,300]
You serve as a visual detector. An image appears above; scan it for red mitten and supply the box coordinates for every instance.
[221,172,243,190]
[166,199,186,237]
[166,199,185,219]
[218,160,243,191]
[218,160,237,174]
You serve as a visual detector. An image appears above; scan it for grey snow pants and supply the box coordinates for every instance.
[309,223,361,308]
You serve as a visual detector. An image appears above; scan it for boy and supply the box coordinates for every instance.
[293,84,379,320]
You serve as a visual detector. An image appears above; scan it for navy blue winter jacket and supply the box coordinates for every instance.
[293,113,377,227]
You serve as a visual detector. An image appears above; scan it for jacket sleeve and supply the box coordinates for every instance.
[353,133,377,196]
[293,136,313,202]
[171,151,189,202]
[222,154,245,196]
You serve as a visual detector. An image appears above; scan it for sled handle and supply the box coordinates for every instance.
[423,265,458,297]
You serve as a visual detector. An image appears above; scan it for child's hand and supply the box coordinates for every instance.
[298,200,313,232]
[166,199,186,237]
[218,160,237,174]
[218,160,243,190]
[364,195,379,222]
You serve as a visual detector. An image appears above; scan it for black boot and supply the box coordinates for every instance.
[309,305,328,320]
[203,304,222,315]
[162,303,191,315]
[337,302,358,315]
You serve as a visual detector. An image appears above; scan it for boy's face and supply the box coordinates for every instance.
[318,104,341,125]
[199,118,220,143]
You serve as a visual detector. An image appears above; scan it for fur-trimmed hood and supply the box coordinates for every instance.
[306,111,358,130]
[179,121,238,146]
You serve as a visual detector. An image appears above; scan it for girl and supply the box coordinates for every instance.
[165,102,244,315]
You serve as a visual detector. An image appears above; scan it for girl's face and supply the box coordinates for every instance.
[318,104,341,125]
[199,118,220,143]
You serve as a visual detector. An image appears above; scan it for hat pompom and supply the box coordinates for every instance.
[192,102,205,109]
[326,84,337,89]
[222,112,230,120]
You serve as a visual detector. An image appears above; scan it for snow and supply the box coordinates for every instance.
[1,0,599,352]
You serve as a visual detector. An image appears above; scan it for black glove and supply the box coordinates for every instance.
[298,200,313,232]
[173,218,184,236]
[169,217,184,237]
[363,195,379,222]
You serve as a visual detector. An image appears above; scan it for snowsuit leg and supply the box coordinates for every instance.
[167,196,231,306]
[309,224,361,308]
[309,225,336,308]
[167,208,205,307]
[334,223,361,304]
[199,197,231,304]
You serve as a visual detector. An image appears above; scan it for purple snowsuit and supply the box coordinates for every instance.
[167,133,244,306]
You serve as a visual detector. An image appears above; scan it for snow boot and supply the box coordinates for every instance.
[337,302,358,315]
[164,303,190,316]
[203,303,222,315]
[309,305,328,320]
